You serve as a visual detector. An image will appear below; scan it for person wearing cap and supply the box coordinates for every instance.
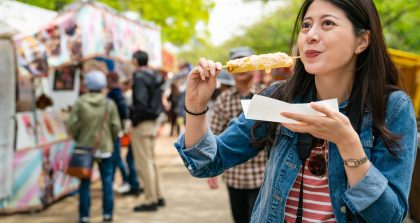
[67,70,121,223]
[207,47,267,223]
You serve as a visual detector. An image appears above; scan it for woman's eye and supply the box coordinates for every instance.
[323,20,336,26]
[301,22,311,29]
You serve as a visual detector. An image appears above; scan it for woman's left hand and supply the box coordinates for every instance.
[280,102,359,148]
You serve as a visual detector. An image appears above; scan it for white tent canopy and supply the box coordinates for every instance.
[0,0,57,37]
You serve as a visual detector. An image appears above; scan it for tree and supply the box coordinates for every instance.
[18,0,215,46]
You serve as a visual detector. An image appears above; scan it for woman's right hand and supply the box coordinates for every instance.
[185,58,222,113]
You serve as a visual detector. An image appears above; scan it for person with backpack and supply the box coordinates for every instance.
[130,50,165,212]
[175,1,417,222]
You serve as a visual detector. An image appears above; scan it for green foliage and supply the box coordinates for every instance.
[18,0,214,46]
[179,0,420,64]
[375,0,420,53]
[124,0,214,45]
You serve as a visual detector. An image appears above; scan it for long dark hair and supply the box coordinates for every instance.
[252,0,400,153]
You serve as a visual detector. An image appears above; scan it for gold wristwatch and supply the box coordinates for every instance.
[344,156,368,168]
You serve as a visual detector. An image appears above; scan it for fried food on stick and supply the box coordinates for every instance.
[224,52,295,74]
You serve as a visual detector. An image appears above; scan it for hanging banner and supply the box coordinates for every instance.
[41,3,163,67]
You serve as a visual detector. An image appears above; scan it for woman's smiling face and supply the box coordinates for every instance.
[298,0,361,76]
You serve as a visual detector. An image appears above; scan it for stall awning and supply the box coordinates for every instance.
[389,48,420,68]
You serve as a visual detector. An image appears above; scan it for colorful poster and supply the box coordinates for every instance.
[37,12,82,67]
[53,65,77,91]
[38,111,68,143]
[15,112,38,150]
[14,35,49,77]
[19,4,163,68]
[16,111,69,150]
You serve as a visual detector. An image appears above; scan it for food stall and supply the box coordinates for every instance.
[0,1,77,213]
[0,0,163,213]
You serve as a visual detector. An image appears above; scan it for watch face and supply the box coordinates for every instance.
[347,161,356,167]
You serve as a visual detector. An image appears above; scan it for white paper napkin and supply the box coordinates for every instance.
[241,94,338,124]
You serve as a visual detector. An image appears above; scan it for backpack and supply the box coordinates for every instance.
[130,69,164,124]
[146,71,164,119]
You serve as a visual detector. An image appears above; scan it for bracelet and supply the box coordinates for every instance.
[184,105,209,116]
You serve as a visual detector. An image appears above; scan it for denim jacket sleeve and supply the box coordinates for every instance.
[174,113,267,178]
[342,91,418,223]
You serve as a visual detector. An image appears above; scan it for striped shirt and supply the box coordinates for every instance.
[284,143,337,223]
[210,87,267,189]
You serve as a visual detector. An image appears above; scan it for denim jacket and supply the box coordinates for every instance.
[174,90,417,223]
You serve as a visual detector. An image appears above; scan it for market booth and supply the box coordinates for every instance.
[0,1,74,213]
[0,0,162,213]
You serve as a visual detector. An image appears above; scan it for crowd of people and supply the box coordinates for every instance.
[68,50,170,223]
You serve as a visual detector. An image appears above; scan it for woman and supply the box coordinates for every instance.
[68,70,121,223]
[175,0,417,222]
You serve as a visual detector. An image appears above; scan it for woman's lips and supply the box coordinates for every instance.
[304,50,322,58]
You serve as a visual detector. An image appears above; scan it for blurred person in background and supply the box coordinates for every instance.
[120,79,143,196]
[67,70,121,223]
[168,82,182,136]
[207,47,267,223]
[130,50,165,212]
[206,69,236,126]
[106,71,130,193]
